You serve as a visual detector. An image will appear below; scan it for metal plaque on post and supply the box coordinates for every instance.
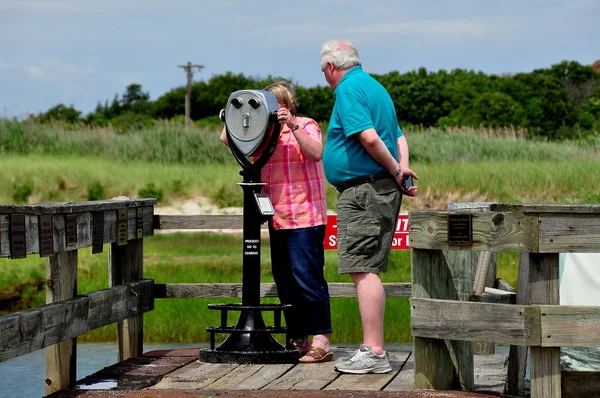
[92,212,104,254]
[39,214,53,257]
[66,214,78,246]
[448,213,473,245]
[10,214,26,259]
[117,208,128,246]
[136,207,143,239]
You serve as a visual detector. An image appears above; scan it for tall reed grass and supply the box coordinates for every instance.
[2,119,598,166]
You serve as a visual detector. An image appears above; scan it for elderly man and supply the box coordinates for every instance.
[320,39,418,374]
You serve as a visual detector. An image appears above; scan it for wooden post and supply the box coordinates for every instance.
[506,252,530,396]
[412,248,474,391]
[529,253,561,398]
[45,250,78,396]
[109,238,144,361]
[447,202,497,355]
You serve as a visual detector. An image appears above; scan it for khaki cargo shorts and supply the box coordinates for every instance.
[336,177,402,274]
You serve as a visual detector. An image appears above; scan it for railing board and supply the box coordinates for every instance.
[153,282,411,299]
[538,213,600,253]
[0,297,88,362]
[0,206,155,257]
[491,203,600,214]
[0,198,157,214]
[87,280,154,330]
[538,305,600,347]
[0,280,153,362]
[410,298,539,346]
[409,211,528,252]
[154,214,250,230]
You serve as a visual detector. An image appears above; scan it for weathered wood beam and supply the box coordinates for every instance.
[537,305,600,347]
[0,205,155,258]
[153,282,411,299]
[0,280,153,362]
[410,298,540,346]
[154,214,251,230]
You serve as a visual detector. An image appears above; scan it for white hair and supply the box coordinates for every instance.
[320,39,361,70]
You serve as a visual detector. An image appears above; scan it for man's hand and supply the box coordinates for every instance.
[396,168,419,197]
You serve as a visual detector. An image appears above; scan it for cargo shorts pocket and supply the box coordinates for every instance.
[346,221,381,255]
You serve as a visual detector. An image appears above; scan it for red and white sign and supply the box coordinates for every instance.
[324,214,410,250]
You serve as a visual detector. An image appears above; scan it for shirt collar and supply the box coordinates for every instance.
[334,65,362,95]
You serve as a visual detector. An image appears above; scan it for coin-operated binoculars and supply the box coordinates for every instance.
[198,90,299,364]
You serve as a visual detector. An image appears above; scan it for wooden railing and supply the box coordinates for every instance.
[409,204,600,398]
[0,199,156,395]
[9,200,594,397]
[0,202,412,396]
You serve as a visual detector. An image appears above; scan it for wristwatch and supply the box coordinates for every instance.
[291,124,300,132]
[392,165,402,177]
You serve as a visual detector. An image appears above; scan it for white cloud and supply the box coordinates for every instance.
[24,65,43,78]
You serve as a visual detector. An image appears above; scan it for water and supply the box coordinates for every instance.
[0,343,202,398]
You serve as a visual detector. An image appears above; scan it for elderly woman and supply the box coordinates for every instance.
[220,80,333,363]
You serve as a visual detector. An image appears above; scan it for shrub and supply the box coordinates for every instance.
[138,183,164,202]
[12,182,33,203]
[87,181,105,201]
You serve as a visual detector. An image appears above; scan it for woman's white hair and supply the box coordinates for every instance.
[320,39,361,70]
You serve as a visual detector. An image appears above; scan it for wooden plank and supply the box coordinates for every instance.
[384,353,414,390]
[538,213,600,253]
[491,203,600,214]
[0,215,8,256]
[0,206,155,257]
[471,353,508,393]
[410,298,537,346]
[152,362,237,389]
[529,253,561,398]
[409,211,529,252]
[263,362,339,390]
[155,214,249,230]
[0,280,153,362]
[497,278,516,293]
[45,250,78,396]
[0,198,157,214]
[234,364,295,390]
[506,252,531,396]
[154,282,411,299]
[110,238,144,362]
[87,280,154,330]
[205,364,264,389]
[326,351,409,391]
[412,248,474,391]
[537,305,600,347]
[561,371,600,398]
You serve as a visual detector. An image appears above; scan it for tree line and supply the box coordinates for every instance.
[33,60,600,140]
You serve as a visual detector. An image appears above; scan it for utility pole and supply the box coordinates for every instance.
[177,62,204,127]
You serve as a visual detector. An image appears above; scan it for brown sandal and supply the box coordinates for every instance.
[299,347,333,363]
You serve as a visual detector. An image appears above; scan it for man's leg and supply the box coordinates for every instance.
[351,272,385,355]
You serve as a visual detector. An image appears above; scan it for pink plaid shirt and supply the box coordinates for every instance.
[260,117,327,230]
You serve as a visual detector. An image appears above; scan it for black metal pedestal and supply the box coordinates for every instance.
[198,166,298,364]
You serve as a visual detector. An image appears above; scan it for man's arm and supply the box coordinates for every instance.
[356,129,418,196]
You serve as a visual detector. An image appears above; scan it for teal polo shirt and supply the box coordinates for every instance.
[323,65,403,187]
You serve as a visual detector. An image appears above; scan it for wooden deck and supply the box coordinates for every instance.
[48,347,508,398]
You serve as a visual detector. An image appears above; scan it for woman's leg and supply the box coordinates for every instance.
[269,226,304,343]
[287,225,332,350]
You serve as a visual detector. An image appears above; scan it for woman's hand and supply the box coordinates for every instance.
[277,107,296,129]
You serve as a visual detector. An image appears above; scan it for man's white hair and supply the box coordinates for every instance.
[320,39,361,71]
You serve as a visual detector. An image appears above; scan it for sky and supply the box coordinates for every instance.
[0,0,598,118]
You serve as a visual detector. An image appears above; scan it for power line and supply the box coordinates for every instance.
[177,62,204,127]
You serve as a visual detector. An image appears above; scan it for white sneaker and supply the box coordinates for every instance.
[334,345,392,374]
